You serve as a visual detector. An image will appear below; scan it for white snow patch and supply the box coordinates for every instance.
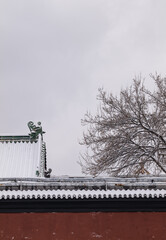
[91,232,103,238]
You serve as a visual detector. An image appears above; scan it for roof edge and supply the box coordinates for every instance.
[0,135,32,141]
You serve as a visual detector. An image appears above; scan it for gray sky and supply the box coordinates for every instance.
[1,0,166,176]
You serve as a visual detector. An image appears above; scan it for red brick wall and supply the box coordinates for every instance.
[0,212,166,240]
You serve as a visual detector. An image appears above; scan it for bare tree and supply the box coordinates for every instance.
[80,75,166,176]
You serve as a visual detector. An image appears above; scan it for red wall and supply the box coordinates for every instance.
[0,212,166,240]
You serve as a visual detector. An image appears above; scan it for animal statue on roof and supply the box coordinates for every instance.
[44,168,52,178]
[28,121,45,139]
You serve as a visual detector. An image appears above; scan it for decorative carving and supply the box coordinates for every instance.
[44,168,52,178]
[28,121,45,139]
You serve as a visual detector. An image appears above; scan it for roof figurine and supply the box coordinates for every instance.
[44,168,52,178]
[28,121,45,140]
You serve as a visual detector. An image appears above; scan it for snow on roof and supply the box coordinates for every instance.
[0,135,46,178]
[0,176,166,200]
[0,122,166,201]
[0,176,166,189]
[1,188,166,200]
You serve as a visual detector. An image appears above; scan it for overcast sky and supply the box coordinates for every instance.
[1,0,166,176]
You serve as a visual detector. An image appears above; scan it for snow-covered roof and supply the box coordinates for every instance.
[1,188,166,200]
[0,176,166,200]
[0,135,46,178]
[0,122,166,202]
[0,175,166,189]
